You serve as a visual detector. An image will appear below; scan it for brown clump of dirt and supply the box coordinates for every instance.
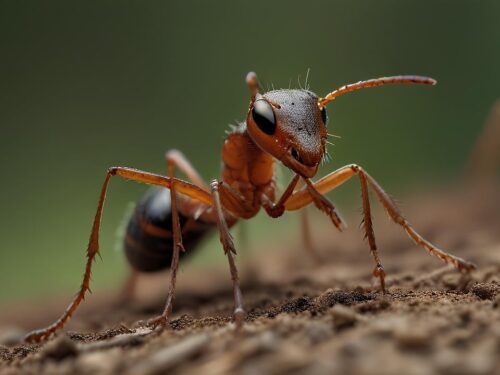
[0,184,499,375]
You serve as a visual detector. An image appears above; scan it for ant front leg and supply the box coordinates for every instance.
[285,164,476,292]
[261,174,344,231]
[304,175,384,289]
[24,167,213,343]
[303,179,345,231]
[261,175,326,261]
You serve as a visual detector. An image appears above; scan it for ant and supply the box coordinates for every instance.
[25,72,476,343]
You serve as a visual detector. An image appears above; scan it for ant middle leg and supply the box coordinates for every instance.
[296,178,324,262]
[165,149,209,191]
[120,150,210,305]
[300,208,323,263]
[210,180,245,327]
[146,161,188,329]
[147,150,214,328]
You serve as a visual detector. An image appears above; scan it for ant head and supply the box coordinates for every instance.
[245,71,436,179]
[245,72,327,178]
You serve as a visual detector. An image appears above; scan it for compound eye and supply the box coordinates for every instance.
[252,99,276,135]
[320,106,328,125]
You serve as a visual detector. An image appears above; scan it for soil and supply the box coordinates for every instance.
[0,183,499,375]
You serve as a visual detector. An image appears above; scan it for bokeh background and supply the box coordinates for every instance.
[1,1,499,303]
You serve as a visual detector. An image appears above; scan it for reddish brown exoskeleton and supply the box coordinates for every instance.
[25,72,476,342]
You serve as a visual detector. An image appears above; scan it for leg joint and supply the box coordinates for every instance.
[165,149,182,161]
[210,179,220,191]
[349,163,363,174]
[108,166,119,175]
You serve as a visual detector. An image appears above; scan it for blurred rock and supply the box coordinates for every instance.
[40,334,78,361]
[76,348,121,375]
[126,333,209,374]
[0,327,24,347]
[330,305,363,330]
[305,320,333,344]
[394,324,431,350]
[471,283,497,300]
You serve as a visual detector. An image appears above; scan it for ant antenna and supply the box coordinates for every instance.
[246,72,281,109]
[318,75,436,107]
[246,72,259,103]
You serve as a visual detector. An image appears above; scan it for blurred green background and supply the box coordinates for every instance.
[1,1,499,303]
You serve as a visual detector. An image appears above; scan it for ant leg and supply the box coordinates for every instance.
[261,174,300,218]
[118,150,209,308]
[300,208,323,262]
[210,180,245,327]
[285,164,476,279]
[261,175,332,260]
[144,150,211,328]
[297,178,322,261]
[276,174,377,279]
[358,172,386,292]
[303,179,345,230]
[262,174,344,229]
[165,149,209,191]
[116,268,140,306]
[359,166,476,272]
[24,167,213,343]
[301,174,385,288]
[147,161,186,329]
[465,99,500,181]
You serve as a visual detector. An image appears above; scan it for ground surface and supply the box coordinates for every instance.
[0,184,499,375]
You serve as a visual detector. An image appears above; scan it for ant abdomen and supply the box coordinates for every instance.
[124,187,212,272]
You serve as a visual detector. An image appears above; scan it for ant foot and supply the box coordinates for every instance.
[233,308,246,330]
[146,315,169,330]
[373,265,386,293]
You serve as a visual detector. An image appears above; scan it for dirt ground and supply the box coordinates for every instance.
[0,183,499,375]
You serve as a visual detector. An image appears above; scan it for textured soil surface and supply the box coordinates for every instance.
[1,183,499,375]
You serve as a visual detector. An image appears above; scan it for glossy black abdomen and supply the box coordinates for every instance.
[124,188,212,272]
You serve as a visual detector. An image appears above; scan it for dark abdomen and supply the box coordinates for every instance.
[124,188,212,272]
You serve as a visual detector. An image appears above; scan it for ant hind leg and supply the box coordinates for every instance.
[24,167,213,342]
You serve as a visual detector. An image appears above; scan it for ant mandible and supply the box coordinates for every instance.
[25,72,476,342]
